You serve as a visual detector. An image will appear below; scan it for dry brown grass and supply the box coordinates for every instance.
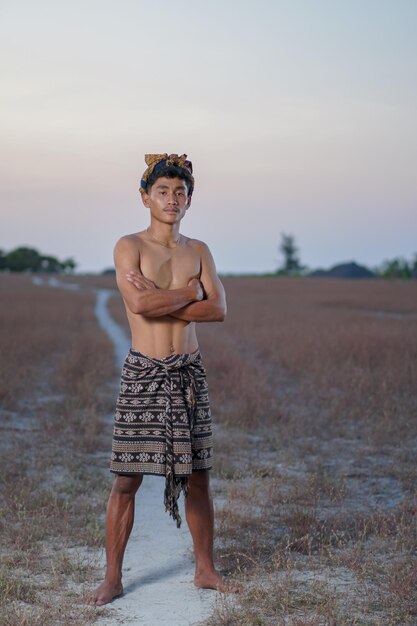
[0,273,116,625]
[199,277,417,439]
[191,277,417,625]
[59,272,117,289]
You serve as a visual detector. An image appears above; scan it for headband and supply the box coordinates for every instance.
[139,153,194,194]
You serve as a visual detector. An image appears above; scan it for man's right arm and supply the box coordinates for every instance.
[114,237,203,317]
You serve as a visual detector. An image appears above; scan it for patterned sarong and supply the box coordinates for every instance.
[110,348,213,527]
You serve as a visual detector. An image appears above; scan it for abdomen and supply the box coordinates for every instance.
[126,307,198,359]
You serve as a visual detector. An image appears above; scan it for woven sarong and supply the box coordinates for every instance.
[110,348,213,527]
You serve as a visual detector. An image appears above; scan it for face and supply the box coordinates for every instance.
[141,177,191,224]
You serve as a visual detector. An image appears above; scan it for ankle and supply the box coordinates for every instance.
[104,573,122,586]
[195,561,216,576]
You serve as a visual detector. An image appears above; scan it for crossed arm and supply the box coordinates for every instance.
[114,237,227,322]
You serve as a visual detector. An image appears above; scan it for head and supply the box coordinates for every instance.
[139,153,194,226]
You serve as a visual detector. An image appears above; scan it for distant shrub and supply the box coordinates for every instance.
[0,246,76,273]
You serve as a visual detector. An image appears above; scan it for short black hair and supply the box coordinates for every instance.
[146,164,194,196]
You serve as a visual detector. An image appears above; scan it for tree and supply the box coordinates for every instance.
[405,253,417,278]
[0,247,77,273]
[378,257,413,279]
[5,247,43,272]
[276,233,305,276]
[0,249,6,271]
[61,257,77,273]
[40,255,65,273]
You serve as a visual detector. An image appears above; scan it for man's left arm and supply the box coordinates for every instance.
[170,242,227,322]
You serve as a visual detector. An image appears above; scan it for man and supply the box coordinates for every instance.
[91,153,229,606]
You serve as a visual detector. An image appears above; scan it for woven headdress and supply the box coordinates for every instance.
[139,153,194,195]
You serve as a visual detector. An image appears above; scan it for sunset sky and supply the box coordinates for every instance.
[1,0,416,273]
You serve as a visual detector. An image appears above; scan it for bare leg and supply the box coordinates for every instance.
[89,474,143,606]
[185,471,237,592]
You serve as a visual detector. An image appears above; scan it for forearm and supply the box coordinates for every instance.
[169,299,226,322]
[129,286,197,317]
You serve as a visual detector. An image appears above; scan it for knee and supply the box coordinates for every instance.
[111,474,143,497]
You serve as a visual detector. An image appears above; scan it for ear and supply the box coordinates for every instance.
[141,191,150,208]
[185,195,192,210]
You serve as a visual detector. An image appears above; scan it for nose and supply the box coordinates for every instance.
[167,193,178,205]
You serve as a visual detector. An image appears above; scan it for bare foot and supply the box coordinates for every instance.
[194,570,240,593]
[88,580,124,606]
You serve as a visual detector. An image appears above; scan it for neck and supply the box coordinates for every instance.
[147,222,181,246]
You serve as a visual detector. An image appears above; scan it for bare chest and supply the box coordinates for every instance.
[139,243,201,289]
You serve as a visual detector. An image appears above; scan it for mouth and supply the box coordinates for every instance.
[164,209,179,214]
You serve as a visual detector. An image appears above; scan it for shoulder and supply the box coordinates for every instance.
[114,232,146,255]
[183,237,218,274]
[183,236,211,256]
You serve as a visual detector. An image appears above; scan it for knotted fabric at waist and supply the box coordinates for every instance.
[126,348,203,527]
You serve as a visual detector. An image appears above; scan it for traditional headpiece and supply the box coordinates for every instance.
[139,153,194,195]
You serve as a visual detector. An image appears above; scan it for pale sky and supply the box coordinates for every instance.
[1,0,416,273]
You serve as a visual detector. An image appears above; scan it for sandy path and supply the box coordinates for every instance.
[93,289,217,626]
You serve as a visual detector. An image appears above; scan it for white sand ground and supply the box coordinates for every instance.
[93,288,218,626]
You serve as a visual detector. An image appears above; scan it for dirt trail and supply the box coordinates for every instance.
[93,289,217,625]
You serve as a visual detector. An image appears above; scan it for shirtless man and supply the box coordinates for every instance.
[91,153,229,606]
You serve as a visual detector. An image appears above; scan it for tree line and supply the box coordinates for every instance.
[0,247,76,273]
[2,240,415,278]
[277,233,417,279]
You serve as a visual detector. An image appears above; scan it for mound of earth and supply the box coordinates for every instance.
[309,261,376,278]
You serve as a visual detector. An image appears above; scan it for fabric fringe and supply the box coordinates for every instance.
[164,471,189,528]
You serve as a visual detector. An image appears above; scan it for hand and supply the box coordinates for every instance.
[126,271,156,291]
[188,277,204,301]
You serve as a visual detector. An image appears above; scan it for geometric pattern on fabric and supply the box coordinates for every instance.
[110,348,213,526]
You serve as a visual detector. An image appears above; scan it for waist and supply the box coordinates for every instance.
[128,347,202,370]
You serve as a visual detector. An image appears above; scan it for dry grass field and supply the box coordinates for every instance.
[0,274,116,625]
[2,273,416,625]
[109,276,417,625]
[200,277,417,626]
